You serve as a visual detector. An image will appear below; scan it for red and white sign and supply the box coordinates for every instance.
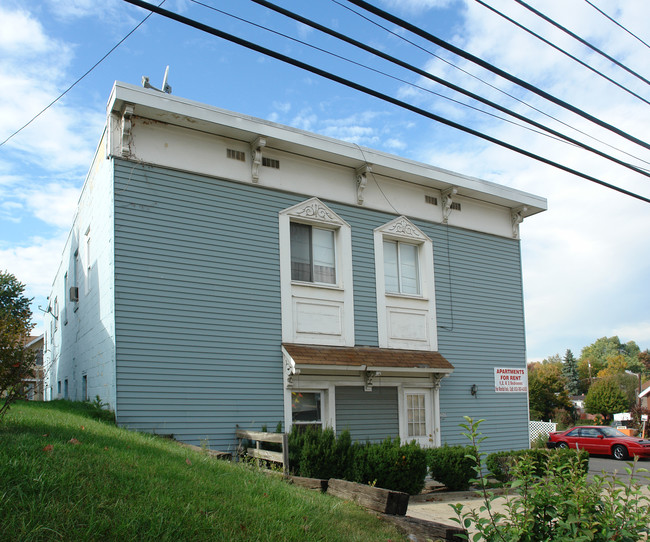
[494,367,527,393]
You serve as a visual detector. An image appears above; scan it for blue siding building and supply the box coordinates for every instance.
[44,82,546,454]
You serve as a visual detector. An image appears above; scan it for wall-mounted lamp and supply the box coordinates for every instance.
[470,384,478,397]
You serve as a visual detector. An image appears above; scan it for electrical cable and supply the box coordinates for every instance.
[0,0,166,149]
[473,0,650,106]
[513,0,650,87]
[333,0,650,168]
[583,0,650,51]
[122,0,650,204]
[196,0,570,143]
[343,0,650,152]
[247,0,650,177]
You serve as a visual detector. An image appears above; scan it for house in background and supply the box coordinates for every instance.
[21,335,44,401]
[640,382,650,409]
[44,81,546,453]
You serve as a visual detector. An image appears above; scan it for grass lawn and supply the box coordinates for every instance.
[1,401,404,541]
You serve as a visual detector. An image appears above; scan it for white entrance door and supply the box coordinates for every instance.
[404,389,433,447]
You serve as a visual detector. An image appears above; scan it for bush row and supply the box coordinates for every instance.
[287,426,589,494]
[288,426,427,495]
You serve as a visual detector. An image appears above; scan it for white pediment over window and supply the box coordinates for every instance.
[376,216,429,242]
[283,197,348,227]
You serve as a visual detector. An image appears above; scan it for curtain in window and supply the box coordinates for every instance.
[312,228,336,284]
[400,243,419,295]
[290,222,312,282]
[383,240,399,293]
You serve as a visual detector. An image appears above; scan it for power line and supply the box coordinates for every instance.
[122,0,650,204]
[249,0,650,177]
[513,0,650,87]
[0,1,166,149]
[332,0,650,169]
[473,0,650,106]
[583,0,650,51]
[343,0,650,152]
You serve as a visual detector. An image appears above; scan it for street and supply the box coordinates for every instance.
[587,455,650,485]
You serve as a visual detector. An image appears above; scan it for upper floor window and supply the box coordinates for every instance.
[290,223,336,284]
[384,240,420,295]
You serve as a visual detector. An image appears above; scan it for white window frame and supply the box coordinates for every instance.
[279,198,354,346]
[374,216,437,351]
[290,222,338,285]
[383,239,420,296]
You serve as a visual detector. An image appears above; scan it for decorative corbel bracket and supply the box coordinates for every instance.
[250,136,266,183]
[441,187,458,224]
[356,164,372,205]
[511,206,528,238]
[283,351,300,387]
[121,103,135,158]
[431,373,444,390]
[364,370,381,392]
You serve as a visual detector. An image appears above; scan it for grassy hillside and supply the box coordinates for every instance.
[0,401,403,541]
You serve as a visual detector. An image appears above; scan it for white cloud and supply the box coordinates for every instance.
[0,7,49,55]
[22,182,81,229]
[408,0,650,360]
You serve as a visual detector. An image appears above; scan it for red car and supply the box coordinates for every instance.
[547,425,650,460]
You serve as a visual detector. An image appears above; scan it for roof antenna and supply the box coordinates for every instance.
[142,66,172,94]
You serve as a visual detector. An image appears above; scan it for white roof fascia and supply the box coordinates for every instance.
[107,81,547,217]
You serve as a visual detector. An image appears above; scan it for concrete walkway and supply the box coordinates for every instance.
[407,484,650,539]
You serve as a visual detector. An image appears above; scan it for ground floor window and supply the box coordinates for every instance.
[406,392,427,438]
[291,391,322,429]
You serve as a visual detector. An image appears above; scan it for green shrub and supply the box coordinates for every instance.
[451,417,649,542]
[288,427,427,494]
[288,426,353,480]
[426,444,475,491]
[351,437,427,495]
[486,447,588,483]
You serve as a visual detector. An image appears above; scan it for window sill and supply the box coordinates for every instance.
[291,280,343,291]
[385,292,427,301]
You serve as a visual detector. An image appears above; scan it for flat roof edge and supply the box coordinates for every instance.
[108,81,547,214]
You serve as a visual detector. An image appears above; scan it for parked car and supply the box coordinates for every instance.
[547,425,650,460]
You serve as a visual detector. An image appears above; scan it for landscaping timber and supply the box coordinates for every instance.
[380,514,467,542]
[327,478,409,516]
[288,476,329,492]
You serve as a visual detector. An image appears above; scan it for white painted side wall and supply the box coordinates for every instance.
[43,133,116,409]
[112,117,516,239]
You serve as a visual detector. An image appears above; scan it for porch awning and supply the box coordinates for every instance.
[282,343,454,374]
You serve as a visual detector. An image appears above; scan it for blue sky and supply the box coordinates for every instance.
[1,0,649,361]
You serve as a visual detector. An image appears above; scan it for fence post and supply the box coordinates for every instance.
[282,432,289,475]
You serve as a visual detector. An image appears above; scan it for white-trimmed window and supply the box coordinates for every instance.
[279,198,355,346]
[374,216,437,351]
[291,391,323,429]
[290,223,336,284]
[384,240,420,295]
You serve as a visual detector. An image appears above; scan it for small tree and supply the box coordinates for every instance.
[562,348,580,396]
[584,378,629,423]
[0,271,36,421]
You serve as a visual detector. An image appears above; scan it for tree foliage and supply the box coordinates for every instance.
[0,271,36,421]
[528,359,572,421]
[584,378,629,422]
[562,349,580,396]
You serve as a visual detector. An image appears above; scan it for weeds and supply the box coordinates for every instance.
[450,417,650,541]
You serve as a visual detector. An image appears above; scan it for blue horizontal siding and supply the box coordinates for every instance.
[113,160,529,453]
[335,386,399,442]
